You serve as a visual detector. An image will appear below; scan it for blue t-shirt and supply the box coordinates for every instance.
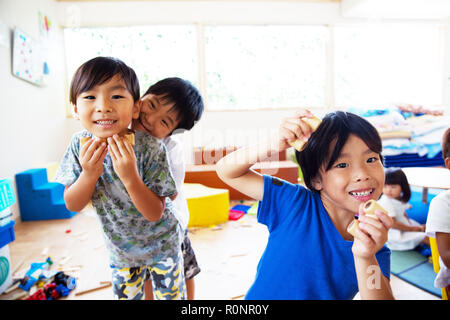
[245,175,391,300]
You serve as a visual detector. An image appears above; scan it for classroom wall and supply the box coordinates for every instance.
[0,0,69,221]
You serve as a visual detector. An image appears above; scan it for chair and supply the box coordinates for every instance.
[429,237,449,300]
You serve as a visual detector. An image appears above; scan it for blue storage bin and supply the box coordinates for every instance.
[0,221,15,249]
[0,179,16,212]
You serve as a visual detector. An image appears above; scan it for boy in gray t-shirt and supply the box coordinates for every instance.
[54,57,185,300]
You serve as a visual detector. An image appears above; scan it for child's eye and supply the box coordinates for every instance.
[83,95,95,100]
[367,156,379,163]
[112,95,124,99]
[161,120,168,127]
[335,163,348,168]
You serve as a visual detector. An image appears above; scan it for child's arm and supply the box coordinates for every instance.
[216,110,314,201]
[436,232,450,268]
[107,134,168,222]
[391,218,424,232]
[64,139,108,212]
[353,205,395,299]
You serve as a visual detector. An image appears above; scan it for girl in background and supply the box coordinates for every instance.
[378,168,428,251]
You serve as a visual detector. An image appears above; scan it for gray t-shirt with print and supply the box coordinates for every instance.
[54,130,182,267]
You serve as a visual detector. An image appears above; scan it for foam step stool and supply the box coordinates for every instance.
[184,183,229,227]
[15,168,77,221]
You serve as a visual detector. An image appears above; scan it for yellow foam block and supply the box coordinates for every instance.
[184,183,230,227]
[44,162,59,181]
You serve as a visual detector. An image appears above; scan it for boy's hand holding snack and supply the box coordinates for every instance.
[277,109,321,152]
[351,200,393,259]
[79,138,108,180]
[107,134,139,186]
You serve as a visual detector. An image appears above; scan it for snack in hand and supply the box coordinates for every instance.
[80,129,135,148]
[288,116,322,151]
[347,199,387,237]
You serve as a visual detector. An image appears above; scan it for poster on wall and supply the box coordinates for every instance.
[38,11,52,39]
[12,28,44,86]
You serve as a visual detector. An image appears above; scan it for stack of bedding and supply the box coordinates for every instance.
[348,106,449,168]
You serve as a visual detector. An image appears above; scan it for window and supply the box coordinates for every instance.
[63,26,198,96]
[63,23,444,111]
[334,24,443,108]
[204,25,328,110]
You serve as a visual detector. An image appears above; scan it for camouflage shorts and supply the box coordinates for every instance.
[181,231,201,280]
[111,250,186,300]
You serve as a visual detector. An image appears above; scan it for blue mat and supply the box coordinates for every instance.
[405,187,441,225]
[390,250,441,297]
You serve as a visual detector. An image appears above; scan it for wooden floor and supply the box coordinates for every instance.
[1,205,440,300]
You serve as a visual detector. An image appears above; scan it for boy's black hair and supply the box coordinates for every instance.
[70,56,140,105]
[384,167,411,203]
[142,77,204,133]
[296,111,384,192]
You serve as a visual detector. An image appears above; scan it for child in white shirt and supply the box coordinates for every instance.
[378,167,427,251]
[426,127,450,296]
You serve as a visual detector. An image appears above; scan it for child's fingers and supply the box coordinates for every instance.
[83,139,103,160]
[91,142,107,163]
[80,138,94,157]
[281,118,312,140]
[112,135,128,157]
[293,109,313,119]
[358,221,383,241]
[374,210,394,230]
[280,123,304,142]
[108,144,117,162]
[354,226,373,245]
[107,136,122,158]
[122,138,134,156]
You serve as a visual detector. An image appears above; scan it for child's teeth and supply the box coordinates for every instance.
[351,190,371,196]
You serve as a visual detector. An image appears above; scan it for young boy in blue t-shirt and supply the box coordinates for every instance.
[217,110,394,299]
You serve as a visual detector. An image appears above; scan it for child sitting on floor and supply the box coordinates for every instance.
[377,168,428,252]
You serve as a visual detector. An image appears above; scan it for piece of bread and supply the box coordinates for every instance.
[347,200,387,237]
[288,116,322,151]
[80,129,135,148]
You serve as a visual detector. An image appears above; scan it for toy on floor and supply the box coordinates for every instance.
[19,257,54,291]
[25,271,76,300]
[184,183,229,227]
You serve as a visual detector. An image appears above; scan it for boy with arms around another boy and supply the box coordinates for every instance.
[131,77,204,299]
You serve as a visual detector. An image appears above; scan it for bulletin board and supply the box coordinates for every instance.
[12,28,44,86]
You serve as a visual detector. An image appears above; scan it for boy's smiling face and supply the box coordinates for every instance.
[74,74,139,139]
[133,94,181,139]
[312,134,385,217]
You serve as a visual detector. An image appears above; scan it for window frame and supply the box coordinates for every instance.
[63,22,446,116]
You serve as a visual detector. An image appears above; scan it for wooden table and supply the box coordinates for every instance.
[402,167,450,203]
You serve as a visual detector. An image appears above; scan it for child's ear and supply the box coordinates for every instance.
[72,104,80,120]
[132,100,141,120]
[445,157,450,170]
[311,176,323,191]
